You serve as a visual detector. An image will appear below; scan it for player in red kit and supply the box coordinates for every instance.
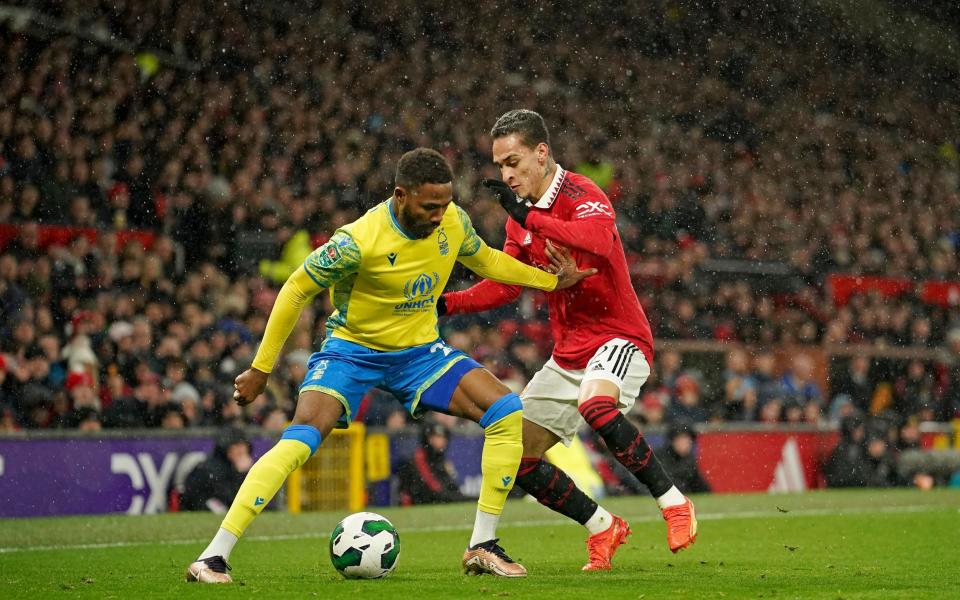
[438,109,697,571]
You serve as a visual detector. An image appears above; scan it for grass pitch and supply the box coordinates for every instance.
[1,489,957,599]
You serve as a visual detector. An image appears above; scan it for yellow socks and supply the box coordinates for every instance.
[220,426,320,537]
[476,394,524,516]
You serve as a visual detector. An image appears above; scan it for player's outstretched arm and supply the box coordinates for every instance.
[442,234,526,316]
[457,242,558,291]
[235,232,360,405]
[457,242,594,292]
[234,265,324,405]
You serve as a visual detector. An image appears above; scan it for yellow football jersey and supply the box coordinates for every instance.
[298,198,556,352]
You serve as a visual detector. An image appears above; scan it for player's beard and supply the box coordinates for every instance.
[399,206,436,238]
[416,224,437,238]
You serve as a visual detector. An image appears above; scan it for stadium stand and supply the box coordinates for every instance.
[1,0,958,467]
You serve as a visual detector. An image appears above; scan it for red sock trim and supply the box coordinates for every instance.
[579,396,620,430]
[518,456,541,477]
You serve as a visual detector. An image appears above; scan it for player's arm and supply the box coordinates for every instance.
[458,238,558,290]
[442,225,525,316]
[484,178,616,257]
[454,205,595,295]
[234,232,361,404]
[524,209,615,257]
[452,204,556,291]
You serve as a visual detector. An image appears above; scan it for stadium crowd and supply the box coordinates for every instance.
[1,0,959,473]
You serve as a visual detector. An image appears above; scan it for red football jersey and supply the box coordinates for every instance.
[445,167,654,369]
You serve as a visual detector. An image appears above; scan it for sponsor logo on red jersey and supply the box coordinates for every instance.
[575,201,613,218]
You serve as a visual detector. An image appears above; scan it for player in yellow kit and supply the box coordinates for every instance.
[186,148,595,582]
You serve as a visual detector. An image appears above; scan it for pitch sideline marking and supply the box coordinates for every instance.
[0,503,944,554]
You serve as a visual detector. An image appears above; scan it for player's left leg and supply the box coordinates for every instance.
[577,339,697,553]
[386,340,525,577]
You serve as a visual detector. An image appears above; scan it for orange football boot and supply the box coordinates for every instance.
[662,497,698,553]
[582,514,631,571]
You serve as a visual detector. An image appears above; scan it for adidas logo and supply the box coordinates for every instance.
[768,438,807,493]
[387,252,398,265]
[254,496,265,506]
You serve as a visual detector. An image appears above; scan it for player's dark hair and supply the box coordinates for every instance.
[490,109,550,149]
[395,148,452,189]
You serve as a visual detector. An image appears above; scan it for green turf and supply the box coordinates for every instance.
[1,489,958,599]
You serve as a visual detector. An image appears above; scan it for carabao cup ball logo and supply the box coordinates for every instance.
[403,272,440,301]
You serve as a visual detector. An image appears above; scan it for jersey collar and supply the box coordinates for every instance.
[387,197,416,240]
[532,164,566,209]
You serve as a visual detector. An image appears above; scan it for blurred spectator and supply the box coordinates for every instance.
[751,351,785,407]
[75,407,103,432]
[721,348,757,420]
[665,374,708,424]
[258,406,288,433]
[862,427,903,488]
[384,408,409,432]
[893,360,937,422]
[941,328,960,421]
[396,420,468,506]
[0,405,18,432]
[758,397,783,425]
[157,402,187,429]
[896,417,922,452]
[171,382,201,426]
[803,401,824,426]
[824,416,869,488]
[832,356,875,414]
[633,391,667,426]
[180,427,254,512]
[782,398,804,425]
[656,422,711,495]
[780,354,824,407]
[656,350,684,395]
[62,370,100,427]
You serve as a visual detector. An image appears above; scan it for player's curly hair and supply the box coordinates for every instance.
[490,109,550,149]
[395,148,452,189]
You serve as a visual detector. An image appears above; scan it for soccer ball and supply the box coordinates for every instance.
[329,512,401,579]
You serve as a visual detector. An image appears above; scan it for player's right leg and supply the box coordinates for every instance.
[518,361,631,570]
[444,367,527,577]
[384,339,525,577]
[186,391,342,583]
[576,340,696,553]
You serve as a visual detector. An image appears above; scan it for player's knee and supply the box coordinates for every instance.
[521,436,545,456]
[478,392,523,430]
[577,379,622,405]
[292,390,346,435]
[521,420,557,456]
[280,424,322,456]
[578,394,620,431]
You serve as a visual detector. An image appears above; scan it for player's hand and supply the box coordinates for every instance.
[234,368,269,406]
[483,178,530,225]
[546,240,597,289]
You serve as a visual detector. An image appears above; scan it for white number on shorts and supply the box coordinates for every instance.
[430,342,453,357]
